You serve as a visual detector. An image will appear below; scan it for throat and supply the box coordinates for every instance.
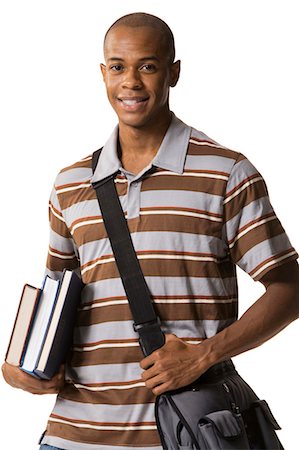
[121,153,155,175]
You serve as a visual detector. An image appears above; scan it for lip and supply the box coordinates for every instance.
[117,96,149,111]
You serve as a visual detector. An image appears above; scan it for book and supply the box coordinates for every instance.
[20,275,60,376]
[5,284,41,366]
[34,270,82,379]
[6,269,82,380]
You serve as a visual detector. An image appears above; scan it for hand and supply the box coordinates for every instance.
[1,362,65,395]
[140,334,213,395]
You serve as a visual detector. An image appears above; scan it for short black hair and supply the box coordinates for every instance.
[104,12,175,63]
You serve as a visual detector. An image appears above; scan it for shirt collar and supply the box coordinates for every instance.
[91,113,192,183]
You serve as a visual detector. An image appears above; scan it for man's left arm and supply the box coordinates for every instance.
[140,260,299,395]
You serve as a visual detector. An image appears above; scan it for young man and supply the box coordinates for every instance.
[2,12,299,450]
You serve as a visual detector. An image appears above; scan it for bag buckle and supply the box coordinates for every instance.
[133,318,165,356]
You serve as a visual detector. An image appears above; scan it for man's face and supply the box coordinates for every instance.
[101,25,180,130]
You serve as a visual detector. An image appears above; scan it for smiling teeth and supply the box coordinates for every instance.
[122,99,139,105]
[122,99,145,106]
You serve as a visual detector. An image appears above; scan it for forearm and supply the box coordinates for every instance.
[141,262,299,395]
[205,266,299,364]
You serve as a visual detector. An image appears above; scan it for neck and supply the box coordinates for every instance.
[118,111,172,159]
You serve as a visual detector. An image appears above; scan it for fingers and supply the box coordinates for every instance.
[2,362,65,395]
[139,334,179,370]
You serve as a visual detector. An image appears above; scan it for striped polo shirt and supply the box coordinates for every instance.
[40,114,298,450]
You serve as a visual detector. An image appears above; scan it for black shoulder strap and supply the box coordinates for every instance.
[91,150,165,356]
[92,148,102,174]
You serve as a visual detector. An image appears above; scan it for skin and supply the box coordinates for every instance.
[2,25,299,396]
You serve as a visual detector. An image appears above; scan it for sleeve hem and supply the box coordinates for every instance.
[253,251,298,281]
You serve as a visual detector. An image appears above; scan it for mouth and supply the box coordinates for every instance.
[117,96,149,111]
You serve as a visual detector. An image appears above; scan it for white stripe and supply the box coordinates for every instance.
[189,138,226,150]
[73,381,145,391]
[48,249,76,260]
[72,209,221,236]
[152,171,228,181]
[80,297,236,312]
[140,209,222,222]
[251,250,297,279]
[71,217,104,235]
[49,417,156,431]
[80,299,128,311]
[224,176,263,204]
[73,342,139,352]
[154,298,237,304]
[138,254,217,262]
[71,212,129,234]
[229,215,277,249]
[80,156,92,161]
[56,183,91,194]
[49,203,65,223]
[81,253,218,276]
[81,256,115,275]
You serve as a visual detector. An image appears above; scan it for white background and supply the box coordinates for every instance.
[0,0,298,448]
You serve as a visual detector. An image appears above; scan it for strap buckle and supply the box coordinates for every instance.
[133,317,165,357]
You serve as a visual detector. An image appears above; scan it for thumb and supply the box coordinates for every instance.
[165,333,178,343]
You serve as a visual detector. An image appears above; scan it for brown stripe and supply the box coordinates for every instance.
[56,178,127,211]
[81,258,234,284]
[46,421,160,446]
[70,346,143,366]
[188,141,241,160]
[224,179,268,222]
[225,173,266,199]
[49,203,71,238]
[250,249,298,280]
[230,218,286,262]
[57,185,96,210]
[227,213,275,245]
[49,213,71,238]
[46,253,79,273]
[73,212,223,248]
[141,172,226,196]
[76,300,236,327]
[59,156,92,173]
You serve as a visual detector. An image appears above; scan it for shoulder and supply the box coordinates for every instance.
[186,126,245,176]
[53,154,94,189]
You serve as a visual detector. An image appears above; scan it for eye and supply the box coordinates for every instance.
[140,64,157,73]
[110,64,124,72]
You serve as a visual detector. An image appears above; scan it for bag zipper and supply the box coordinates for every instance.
[223,382,240,414]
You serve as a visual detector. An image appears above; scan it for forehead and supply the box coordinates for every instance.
[104,25,167,60]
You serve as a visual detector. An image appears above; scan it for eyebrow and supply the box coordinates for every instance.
[107,56,160,62]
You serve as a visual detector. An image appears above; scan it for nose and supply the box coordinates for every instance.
[122,67,143,90]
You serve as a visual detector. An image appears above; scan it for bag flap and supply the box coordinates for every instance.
[199,410,242,438]
[253,400,281,430]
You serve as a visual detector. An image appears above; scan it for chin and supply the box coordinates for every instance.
[118,115,151,129]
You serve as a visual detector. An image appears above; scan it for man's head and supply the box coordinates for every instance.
[104,12,176,65]
[101,13,180,130]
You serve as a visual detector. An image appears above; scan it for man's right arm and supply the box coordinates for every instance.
[1,362,64,394]
[2,175,80,395]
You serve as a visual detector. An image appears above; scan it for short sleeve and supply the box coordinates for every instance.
[223,154,298,280]
[46,184,80,279]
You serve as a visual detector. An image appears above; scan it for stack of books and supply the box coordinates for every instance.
[5,269,82,380]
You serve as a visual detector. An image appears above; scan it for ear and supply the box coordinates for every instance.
[169,60,181,87]
[100,63,107,82]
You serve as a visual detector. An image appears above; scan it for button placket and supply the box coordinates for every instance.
[127,181,141,219]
